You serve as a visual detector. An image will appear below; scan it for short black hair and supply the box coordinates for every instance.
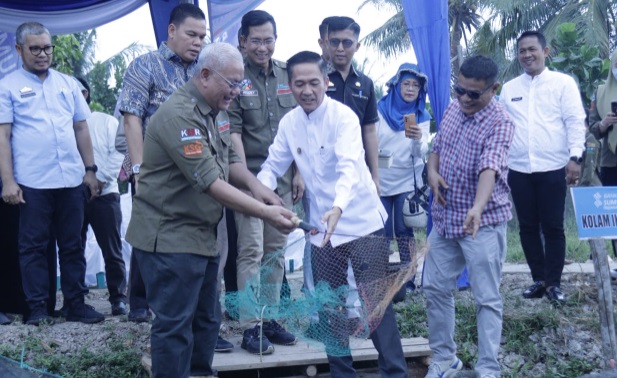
[169,3,205,26]
[318,16,338,39]
[241,10,277,38]
[326,16,360,39]
[459,55,499,85]
[76,77,91,104]
[287,51,327,80]
[517,30,547,49]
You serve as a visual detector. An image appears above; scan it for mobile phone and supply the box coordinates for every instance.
[612,100,617,115]
[404,114,416,127]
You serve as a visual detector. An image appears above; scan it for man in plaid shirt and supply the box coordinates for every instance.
[423,55,514,378]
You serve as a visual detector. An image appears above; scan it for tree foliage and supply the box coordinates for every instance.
[547,22,610,108]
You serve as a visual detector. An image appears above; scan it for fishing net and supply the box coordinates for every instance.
[223,231,425,357]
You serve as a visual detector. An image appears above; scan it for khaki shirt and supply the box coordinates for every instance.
[126,81,240,256]
[229,58,295,194]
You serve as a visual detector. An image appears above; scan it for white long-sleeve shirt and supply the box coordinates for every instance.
[257,96,386,247]
[500,68,585,173]
[88,111,124,195]
[376,114,429,196]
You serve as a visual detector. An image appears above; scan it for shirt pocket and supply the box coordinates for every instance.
[239,96,262,111]
[57,88,76,114]
[277,94,295,109]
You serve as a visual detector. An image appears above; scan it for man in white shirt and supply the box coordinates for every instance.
[76,78,127,316]
[500,31,585,305]
[257,51,407,378]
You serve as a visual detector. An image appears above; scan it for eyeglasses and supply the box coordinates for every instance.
[453,84,492,100]
[329,38,355,49]
[25,45,55,56]
[402,82,422,90]
[209,68,247,90]
[247,38,275,47]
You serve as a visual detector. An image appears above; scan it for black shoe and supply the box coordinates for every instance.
[523,281,545,299]
[128,308,151,323]
[241,325,274,354]
[545,286,566,305]
[66,303,105,324]
[0,312,14,325]
[215,336,234,353]
[111,302,127,316]
[26,310,55,326]
[262,320,298,345]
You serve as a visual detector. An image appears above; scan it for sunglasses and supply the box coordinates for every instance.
[453,84,492,100]
[329,38,355,49]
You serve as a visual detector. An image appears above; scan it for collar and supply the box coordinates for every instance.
[328,64,359,79]
[158,42,189,65]
[186,80,216,118]
[246,57,275,77]
[523,67,548,81]
[20,66,51,82]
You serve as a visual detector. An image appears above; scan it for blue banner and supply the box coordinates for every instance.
[207,0,264,45]
[0,32,19,81]
[571,186,617,239]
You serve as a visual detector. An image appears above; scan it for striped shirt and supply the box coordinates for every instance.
[431,99,514,239]
[119,42,197,137]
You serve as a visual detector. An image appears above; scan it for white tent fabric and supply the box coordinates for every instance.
[0,0,146,35]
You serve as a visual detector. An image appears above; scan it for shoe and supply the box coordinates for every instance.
[241,325,274,354]
[522,281,545,299]
[0,312,14,325]
[215,336,234,352]
[425,356,463,378]
[26,310,55,326]
[66,303,105,324]
[128,308,151,323]
[111,302,127,316]
[545,286,566,305]
[611,269,617,281]
[262,320,298,345]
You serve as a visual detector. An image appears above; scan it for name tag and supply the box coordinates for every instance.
[511,97,523,102]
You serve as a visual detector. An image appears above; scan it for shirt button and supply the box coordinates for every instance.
[249,102,254,106]
[269,112,273,116]
[267,97,271,101]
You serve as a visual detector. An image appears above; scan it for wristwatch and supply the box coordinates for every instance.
[85,165,98,173]
[131,164,141,175]
[569,156,583,164]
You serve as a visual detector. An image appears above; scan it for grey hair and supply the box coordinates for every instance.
[16,22,50,45]
[195,42,243,76]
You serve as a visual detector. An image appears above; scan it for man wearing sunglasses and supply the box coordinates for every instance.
[325,16,380,194]
[501,31,586,306]
[227,10,301,355]
[424,55,514,378]
[0,22,103,325]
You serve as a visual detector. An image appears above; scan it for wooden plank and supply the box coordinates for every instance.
[212,337,430,372]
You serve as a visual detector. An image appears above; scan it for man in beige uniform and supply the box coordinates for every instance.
[125,42,295,378]
[228,10,302,354]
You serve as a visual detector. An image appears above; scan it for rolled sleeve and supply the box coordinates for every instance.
[478,117,514,177]
[119,58,151,118]
[0,83,13,124]
[228,98,243,134]
[257,122,294,191]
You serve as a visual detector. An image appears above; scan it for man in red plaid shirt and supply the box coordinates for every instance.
[423,55,514,378]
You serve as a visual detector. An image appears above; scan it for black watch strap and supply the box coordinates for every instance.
[85,164,98,173]
[569,156,582,164]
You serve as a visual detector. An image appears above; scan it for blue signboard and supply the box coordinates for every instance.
[571,186,617,239]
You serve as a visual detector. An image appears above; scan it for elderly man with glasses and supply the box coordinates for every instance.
[228,9,303,355]
[0,21,103,325]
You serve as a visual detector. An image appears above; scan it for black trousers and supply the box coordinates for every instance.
[129,181,148,311]
[311,230,407,378]
[136,249,220,378]
[82,192,126,304]
[19,185,86,313]
[508,168,567,288]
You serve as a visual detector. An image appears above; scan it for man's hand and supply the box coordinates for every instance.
[83,172,100,200]
[292,169,305,204]
[372,176,381,196]
[251,182,284,206]
[321,206,342,247]
[428,168,448,205]
[1,180,24,205]
[600,112,617,133]
[463,206,482,238]
[262,205,296,234]
[565,160,581,186]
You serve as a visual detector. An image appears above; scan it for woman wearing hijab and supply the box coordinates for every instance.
[377,63,431,291]
[589,51,617,278]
